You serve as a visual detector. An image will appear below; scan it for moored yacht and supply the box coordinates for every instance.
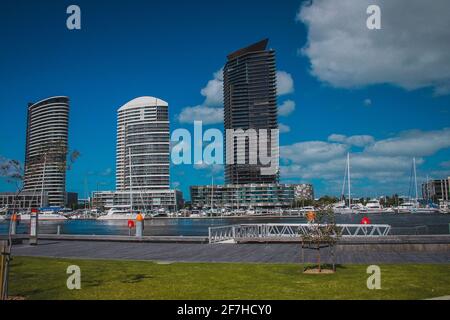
[97,207,145,220]
[332,201,357,214]
[364,199,395,213]
[17,209,67,221]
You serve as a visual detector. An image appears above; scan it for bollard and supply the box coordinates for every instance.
[29,209,39,245]
[0,240,9,300]
[136,213,144,237]
[127,220,135,237]
[57,225,61,235]
[10,214,17,236]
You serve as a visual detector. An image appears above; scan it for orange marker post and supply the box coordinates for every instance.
[136,213,144,237]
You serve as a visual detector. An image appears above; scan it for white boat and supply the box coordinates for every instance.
[414,206,441,214]
[365,199,383,212]
[333,201,357,214]
[97,207,145,220]
[395,201,440,214]
[245,208,256,215]
[17,212,67,221]
[395,158,441,214]
[364,199,395,213]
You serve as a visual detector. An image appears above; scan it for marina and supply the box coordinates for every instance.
[1,213,450,236]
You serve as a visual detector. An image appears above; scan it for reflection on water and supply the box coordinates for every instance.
[1,214,450,236]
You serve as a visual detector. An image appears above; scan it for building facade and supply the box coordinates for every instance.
[92,190,183,212]
[224,39,279,185]
[116,96,170,191]
[0,191,49,210]
[106,96,182,211]
[23,96,69,207]
[422,177,450,203]
[190,183,314,209]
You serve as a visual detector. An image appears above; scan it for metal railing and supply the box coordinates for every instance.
[208,223,392,244]
[208,225,237,244]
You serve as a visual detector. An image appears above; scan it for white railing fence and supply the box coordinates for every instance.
[208,223,391,244]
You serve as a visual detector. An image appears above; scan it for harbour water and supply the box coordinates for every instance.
[1,213,450,236]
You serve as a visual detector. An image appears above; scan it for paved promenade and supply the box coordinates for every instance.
[11,240,450,264]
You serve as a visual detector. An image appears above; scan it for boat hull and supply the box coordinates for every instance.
[16,214,67,221]
[97,214,146,220]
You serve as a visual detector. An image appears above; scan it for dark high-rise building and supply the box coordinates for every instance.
[224,39,279,184]
[23,96,69,207]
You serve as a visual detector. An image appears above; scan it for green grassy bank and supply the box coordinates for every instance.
[7,256,450,300]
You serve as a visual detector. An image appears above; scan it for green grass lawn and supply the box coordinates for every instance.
[7,256,450,300]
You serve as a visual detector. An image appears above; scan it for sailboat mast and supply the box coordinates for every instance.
[347,153,351,208]
[211,175,214,209]
[129,147,133,212]
[40,154,47,208]
[413,157,418,202]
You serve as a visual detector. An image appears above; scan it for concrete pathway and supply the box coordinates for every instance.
[11,240,450,264]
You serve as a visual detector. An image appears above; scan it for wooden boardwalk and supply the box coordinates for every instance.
[11,240,450,264]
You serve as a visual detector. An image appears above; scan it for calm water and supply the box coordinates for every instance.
[1,214,450,236]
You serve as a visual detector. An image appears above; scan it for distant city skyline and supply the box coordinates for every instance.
[1,0,450,200]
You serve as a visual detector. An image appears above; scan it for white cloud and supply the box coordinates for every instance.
[279,123,291,133]
[177,105,223,125]
[276,71,295,95]
[328,134,375,147]
[281,141,348,164]
[297,0,450,95]
[365,128,450,157]
[280,128,450,195]
[278,100,296,117]
[200,69,224,107]
[194,163,224,175]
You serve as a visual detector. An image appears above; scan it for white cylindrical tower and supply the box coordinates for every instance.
[116,97,170,191]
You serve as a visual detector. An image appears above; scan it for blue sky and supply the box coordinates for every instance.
[1,0,449,200]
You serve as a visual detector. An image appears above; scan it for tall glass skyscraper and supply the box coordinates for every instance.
[23,96,69,207]
[224,39,279,184]
[116,96,170,191]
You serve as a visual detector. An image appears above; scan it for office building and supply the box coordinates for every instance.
[0,191,49,210]
[92,190,183,212]
[190,183,314,209]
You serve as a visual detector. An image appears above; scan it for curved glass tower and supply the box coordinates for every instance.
[116,97,170,191]
[23,96,69,207]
